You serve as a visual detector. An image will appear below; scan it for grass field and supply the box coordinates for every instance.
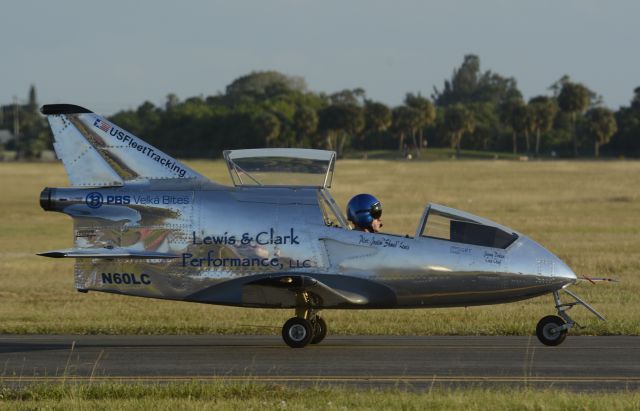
[1,383,639,410]
[0,159,639,336]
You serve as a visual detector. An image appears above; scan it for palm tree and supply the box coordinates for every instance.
[392,106,422,155]
[558,82,590,157]
[528,96,558,156]
[511,103,533,155]
[363,101,392,136]
[499,98,524,154]
[585,107,617,157]
[318,104,363,157]
[444,104,475,156]
[404,93,436,152]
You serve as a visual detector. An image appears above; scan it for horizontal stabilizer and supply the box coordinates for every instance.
[38,247,179,259]
[41,104,209,187]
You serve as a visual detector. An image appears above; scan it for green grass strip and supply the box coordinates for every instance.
[1,382,639,410]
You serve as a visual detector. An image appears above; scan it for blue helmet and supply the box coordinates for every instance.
[347,194,382,228]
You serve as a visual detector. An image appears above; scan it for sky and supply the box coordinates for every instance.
[1,0,637,115]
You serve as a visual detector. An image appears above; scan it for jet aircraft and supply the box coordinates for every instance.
[38,104,606,348]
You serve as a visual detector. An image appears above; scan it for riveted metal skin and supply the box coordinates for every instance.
[39,106,579,312]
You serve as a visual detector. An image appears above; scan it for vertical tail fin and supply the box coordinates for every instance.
[42,104,208,187]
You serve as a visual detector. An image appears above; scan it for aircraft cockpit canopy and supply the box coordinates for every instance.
[418,204,518,249]
[224,149,336,188]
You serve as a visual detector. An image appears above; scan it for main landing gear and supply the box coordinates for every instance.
[536,289,605,346]
[281,307,327,348]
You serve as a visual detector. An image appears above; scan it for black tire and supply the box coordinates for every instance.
[310,316,327,344]
[282,317,313,348]
[536,315,568,346]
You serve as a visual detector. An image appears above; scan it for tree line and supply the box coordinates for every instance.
[4,55,640,159]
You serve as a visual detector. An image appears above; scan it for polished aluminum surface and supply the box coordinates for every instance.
[40,109,578,311]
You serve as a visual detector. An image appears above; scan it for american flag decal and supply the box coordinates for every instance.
[96,120,111,132]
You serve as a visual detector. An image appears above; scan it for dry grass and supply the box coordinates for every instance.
[2,383,639,410]
[0,159,638,335]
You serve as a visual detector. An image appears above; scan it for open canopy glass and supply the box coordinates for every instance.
[223,149,336,188]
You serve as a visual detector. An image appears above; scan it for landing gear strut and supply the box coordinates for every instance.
[281,306,328,348]
[536,289,605,346]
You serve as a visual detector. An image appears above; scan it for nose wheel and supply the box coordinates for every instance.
[536,315,568,346]
[281,309,328,348]
[535,289,605,346]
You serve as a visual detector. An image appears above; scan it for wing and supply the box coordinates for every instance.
[243,275,368,306]
[185,273,397,309]
[37,247,178,259]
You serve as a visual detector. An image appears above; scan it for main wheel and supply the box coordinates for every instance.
[310,316,327,344]
[536,315,568,346]
[282,317,314,348]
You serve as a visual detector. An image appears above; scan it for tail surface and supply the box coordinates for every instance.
[42,104,208,187]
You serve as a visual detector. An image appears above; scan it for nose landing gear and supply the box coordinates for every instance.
[536,289,605,346]
[281,307,328,348]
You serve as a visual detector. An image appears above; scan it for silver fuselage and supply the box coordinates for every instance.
[41,180,577,309]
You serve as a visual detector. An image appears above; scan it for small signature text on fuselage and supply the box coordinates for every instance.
[358,235,410,250]
[484,250,505,265]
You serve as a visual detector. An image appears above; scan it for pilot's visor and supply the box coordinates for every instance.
[370,202,382,219]
[355,201,382,220]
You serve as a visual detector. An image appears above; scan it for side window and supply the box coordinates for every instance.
[421,212,452,240]
[420,208,517,249]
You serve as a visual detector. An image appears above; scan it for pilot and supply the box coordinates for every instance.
[347,194,383,233]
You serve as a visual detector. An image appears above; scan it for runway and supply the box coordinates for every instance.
[0,335,638,391]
